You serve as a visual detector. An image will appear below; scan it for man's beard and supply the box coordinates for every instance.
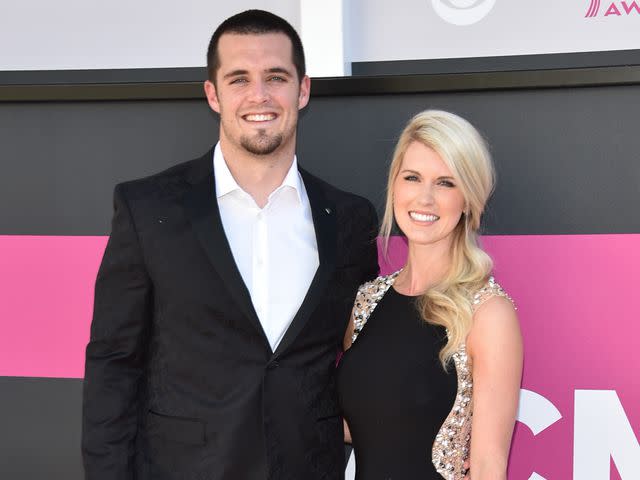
[240,130,284,156]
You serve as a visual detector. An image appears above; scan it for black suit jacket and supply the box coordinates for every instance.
[82,149,379,480]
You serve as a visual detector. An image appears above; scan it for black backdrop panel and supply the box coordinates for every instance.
[1,84,639,236]
[0,377,83,479]
[0,100,217,235]
[299,86,640,235]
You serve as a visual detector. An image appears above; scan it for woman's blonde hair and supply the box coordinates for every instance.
[380,110,495,367]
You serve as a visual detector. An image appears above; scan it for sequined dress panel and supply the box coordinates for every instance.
[337,273,511,480]
[337,273,456,479]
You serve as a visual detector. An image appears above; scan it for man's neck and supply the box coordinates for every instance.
[220,141,295,208]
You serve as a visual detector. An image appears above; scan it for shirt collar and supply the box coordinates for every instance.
[213,142,240,198]
[213,142,303,204]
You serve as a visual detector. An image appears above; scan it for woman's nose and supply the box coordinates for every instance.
[418,186,435,205]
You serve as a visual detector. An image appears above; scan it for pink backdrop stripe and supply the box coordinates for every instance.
[1,233,638,476]
[0,235,108,378]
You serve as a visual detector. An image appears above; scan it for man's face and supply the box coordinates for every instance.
[204,32,310,157]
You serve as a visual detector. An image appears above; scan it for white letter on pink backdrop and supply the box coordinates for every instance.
[517,388,563,480]
[574,390,640,479]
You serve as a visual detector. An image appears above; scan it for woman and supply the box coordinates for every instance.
[337,110,522,479]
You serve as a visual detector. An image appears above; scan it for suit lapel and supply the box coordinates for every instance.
[274,170,337,357]
[181,154,269,346]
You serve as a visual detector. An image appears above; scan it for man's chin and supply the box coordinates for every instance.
[240,135,283,156]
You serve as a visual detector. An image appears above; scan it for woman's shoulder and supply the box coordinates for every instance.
[349,271,401,346]
[470,276,516,313]
[467,277,521,358]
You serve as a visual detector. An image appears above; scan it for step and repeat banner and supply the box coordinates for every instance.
[349,0,640,62]
[1,1,639,73]
[1,83,639,478]
[1,1,639,479]
[0,0,300,71]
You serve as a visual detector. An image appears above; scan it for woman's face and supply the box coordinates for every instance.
[392,141,466,250]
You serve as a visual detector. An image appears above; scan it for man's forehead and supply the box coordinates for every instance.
[216,32,296,78]
[217,31,293,56]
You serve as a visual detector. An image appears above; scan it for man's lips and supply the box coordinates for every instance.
[243,113,277,122]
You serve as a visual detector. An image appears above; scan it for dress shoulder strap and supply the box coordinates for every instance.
[351,270,401,344]
[471,276,516,313]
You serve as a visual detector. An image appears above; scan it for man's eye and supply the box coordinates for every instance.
[230,78,248,84]
[268,75,286,82]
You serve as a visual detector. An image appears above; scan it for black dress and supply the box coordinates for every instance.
[337,284,458,479]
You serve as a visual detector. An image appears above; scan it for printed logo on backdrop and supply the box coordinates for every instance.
[345,388,640,479]
[431,0,497,26]
[341,237,640,480]
[585,0,640,17]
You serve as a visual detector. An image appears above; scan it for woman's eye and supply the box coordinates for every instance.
[404,175,419,182]
[438,180,455,187]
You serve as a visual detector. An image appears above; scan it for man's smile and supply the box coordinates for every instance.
[243,113,277,122]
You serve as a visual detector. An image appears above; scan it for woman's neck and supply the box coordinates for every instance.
[394,240,452,296]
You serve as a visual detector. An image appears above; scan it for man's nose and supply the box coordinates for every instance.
[248,80,269,102]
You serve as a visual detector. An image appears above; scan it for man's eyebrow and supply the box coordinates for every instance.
[222,69,249,80]
[266,67,293,76]
[222,67,293,80]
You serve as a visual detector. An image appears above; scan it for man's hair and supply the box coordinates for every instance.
[206,9,306,83]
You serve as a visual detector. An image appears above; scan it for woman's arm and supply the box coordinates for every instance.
[343,305,356,352]
[466,295,523,479]
[344,419,353,444]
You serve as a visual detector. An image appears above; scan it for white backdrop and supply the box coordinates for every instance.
[1,0,638,75]
[348,0,640,62]
[0,0,299,71]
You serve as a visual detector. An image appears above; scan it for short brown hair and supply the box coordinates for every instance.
[206,9,306,84]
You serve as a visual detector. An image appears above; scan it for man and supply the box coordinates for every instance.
[82,9,378,480]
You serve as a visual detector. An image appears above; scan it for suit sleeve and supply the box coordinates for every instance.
[82,184,152,480]
[359,199,380,283]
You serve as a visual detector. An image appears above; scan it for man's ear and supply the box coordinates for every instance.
[204,80,220,113]
[298,75,311,110]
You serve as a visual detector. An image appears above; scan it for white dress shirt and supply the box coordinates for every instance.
[213,143,319,351]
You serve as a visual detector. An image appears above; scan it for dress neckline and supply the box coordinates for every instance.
[390,285,423,298]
